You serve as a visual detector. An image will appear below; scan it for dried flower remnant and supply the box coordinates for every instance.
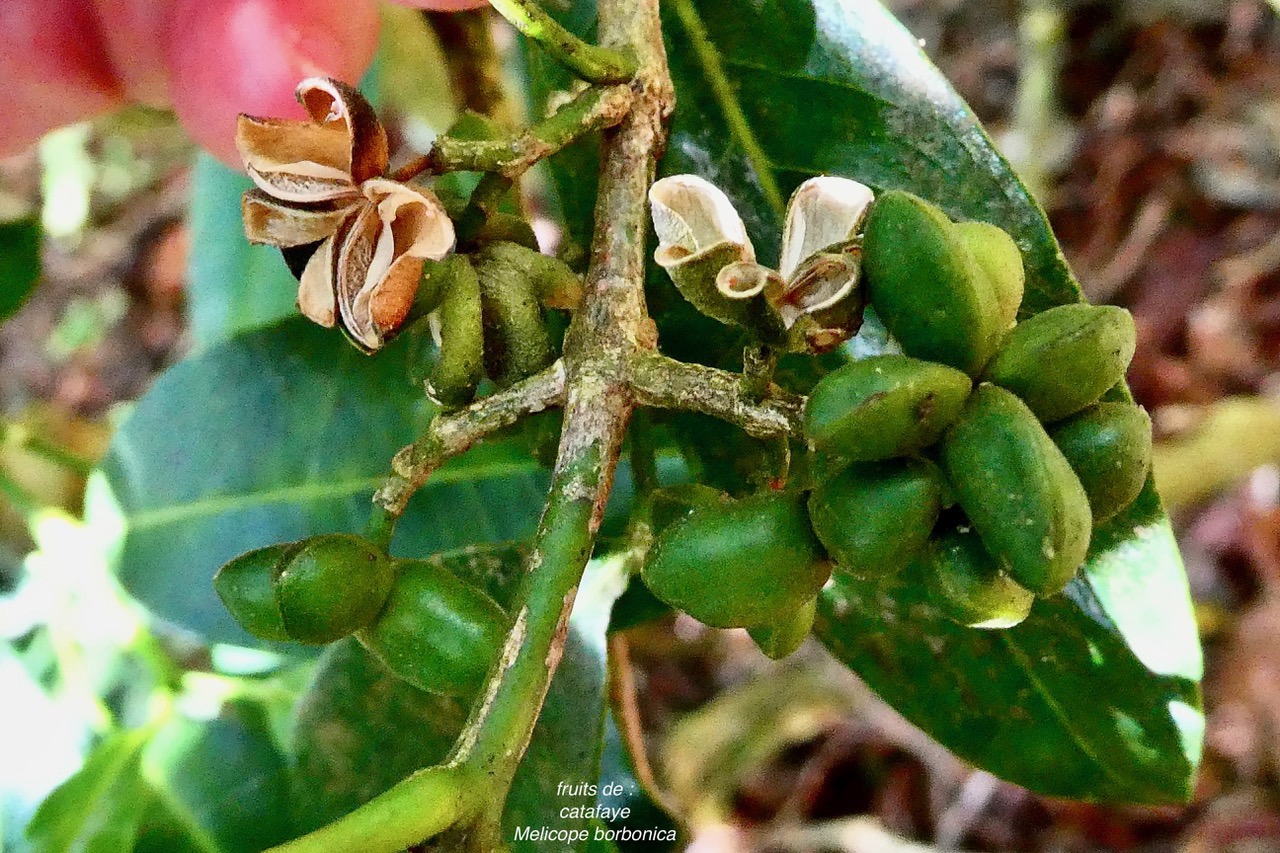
[237,77,455,351]
[649,174,874,352]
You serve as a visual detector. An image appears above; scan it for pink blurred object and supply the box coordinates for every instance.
[0,0,486,163]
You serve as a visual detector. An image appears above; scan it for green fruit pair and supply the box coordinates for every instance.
[641,490,831,630]
[215,534,507,697]
[807,460,1036,630]
[214,534,395,644]
[863,191,1021,376]
[420,242,577,408]
[928,404,1148,627]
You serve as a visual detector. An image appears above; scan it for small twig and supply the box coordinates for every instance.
[425,9,511,123]
[773,722,866,824]
[629,351,804,439]
[488,0,638,84]
[607,633,686,821]
[0,422,96,476]
[1086,192,1172,302]
[627,410,660,498]
[1217,226,1280,291]
[455,0,671,842]
[393,84,634,183]
[933,771,1000,850]
[371,361,568,525]
[443,85,633,178]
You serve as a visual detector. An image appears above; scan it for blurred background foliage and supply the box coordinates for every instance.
[3,1,1280,851]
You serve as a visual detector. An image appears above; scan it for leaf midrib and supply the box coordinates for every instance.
[121,460,540,531]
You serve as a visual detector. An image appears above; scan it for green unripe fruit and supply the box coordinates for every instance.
[941,385,1092,596]
[805,355,972,460]
[642,491,831,629]
[748,597,817,660]
[984,303,1137,423]
[213,543,298,641]
[358,559,508,697]
[863,191,1002,375]
[275,534,397,644]
[924,523,1035,629]
[954,221,1024,330]
[1050,402,1153,524]
[808,459,944,579]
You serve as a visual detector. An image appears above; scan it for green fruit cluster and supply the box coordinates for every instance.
[800,190,1149,629]
[214,534,507,696]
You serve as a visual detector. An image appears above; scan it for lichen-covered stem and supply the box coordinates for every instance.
[629,351,805,439]
[453,0,672,829]
[267,2,670,851]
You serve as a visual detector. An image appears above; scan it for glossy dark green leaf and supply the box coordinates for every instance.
[85,318,549,647]
[0,216,41,323]
[26,731,150,853]
[136,705,293,853]
[186,154,298,349]
[291,548,628,851]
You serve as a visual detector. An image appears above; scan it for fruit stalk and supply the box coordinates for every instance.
[630,351,804,439]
